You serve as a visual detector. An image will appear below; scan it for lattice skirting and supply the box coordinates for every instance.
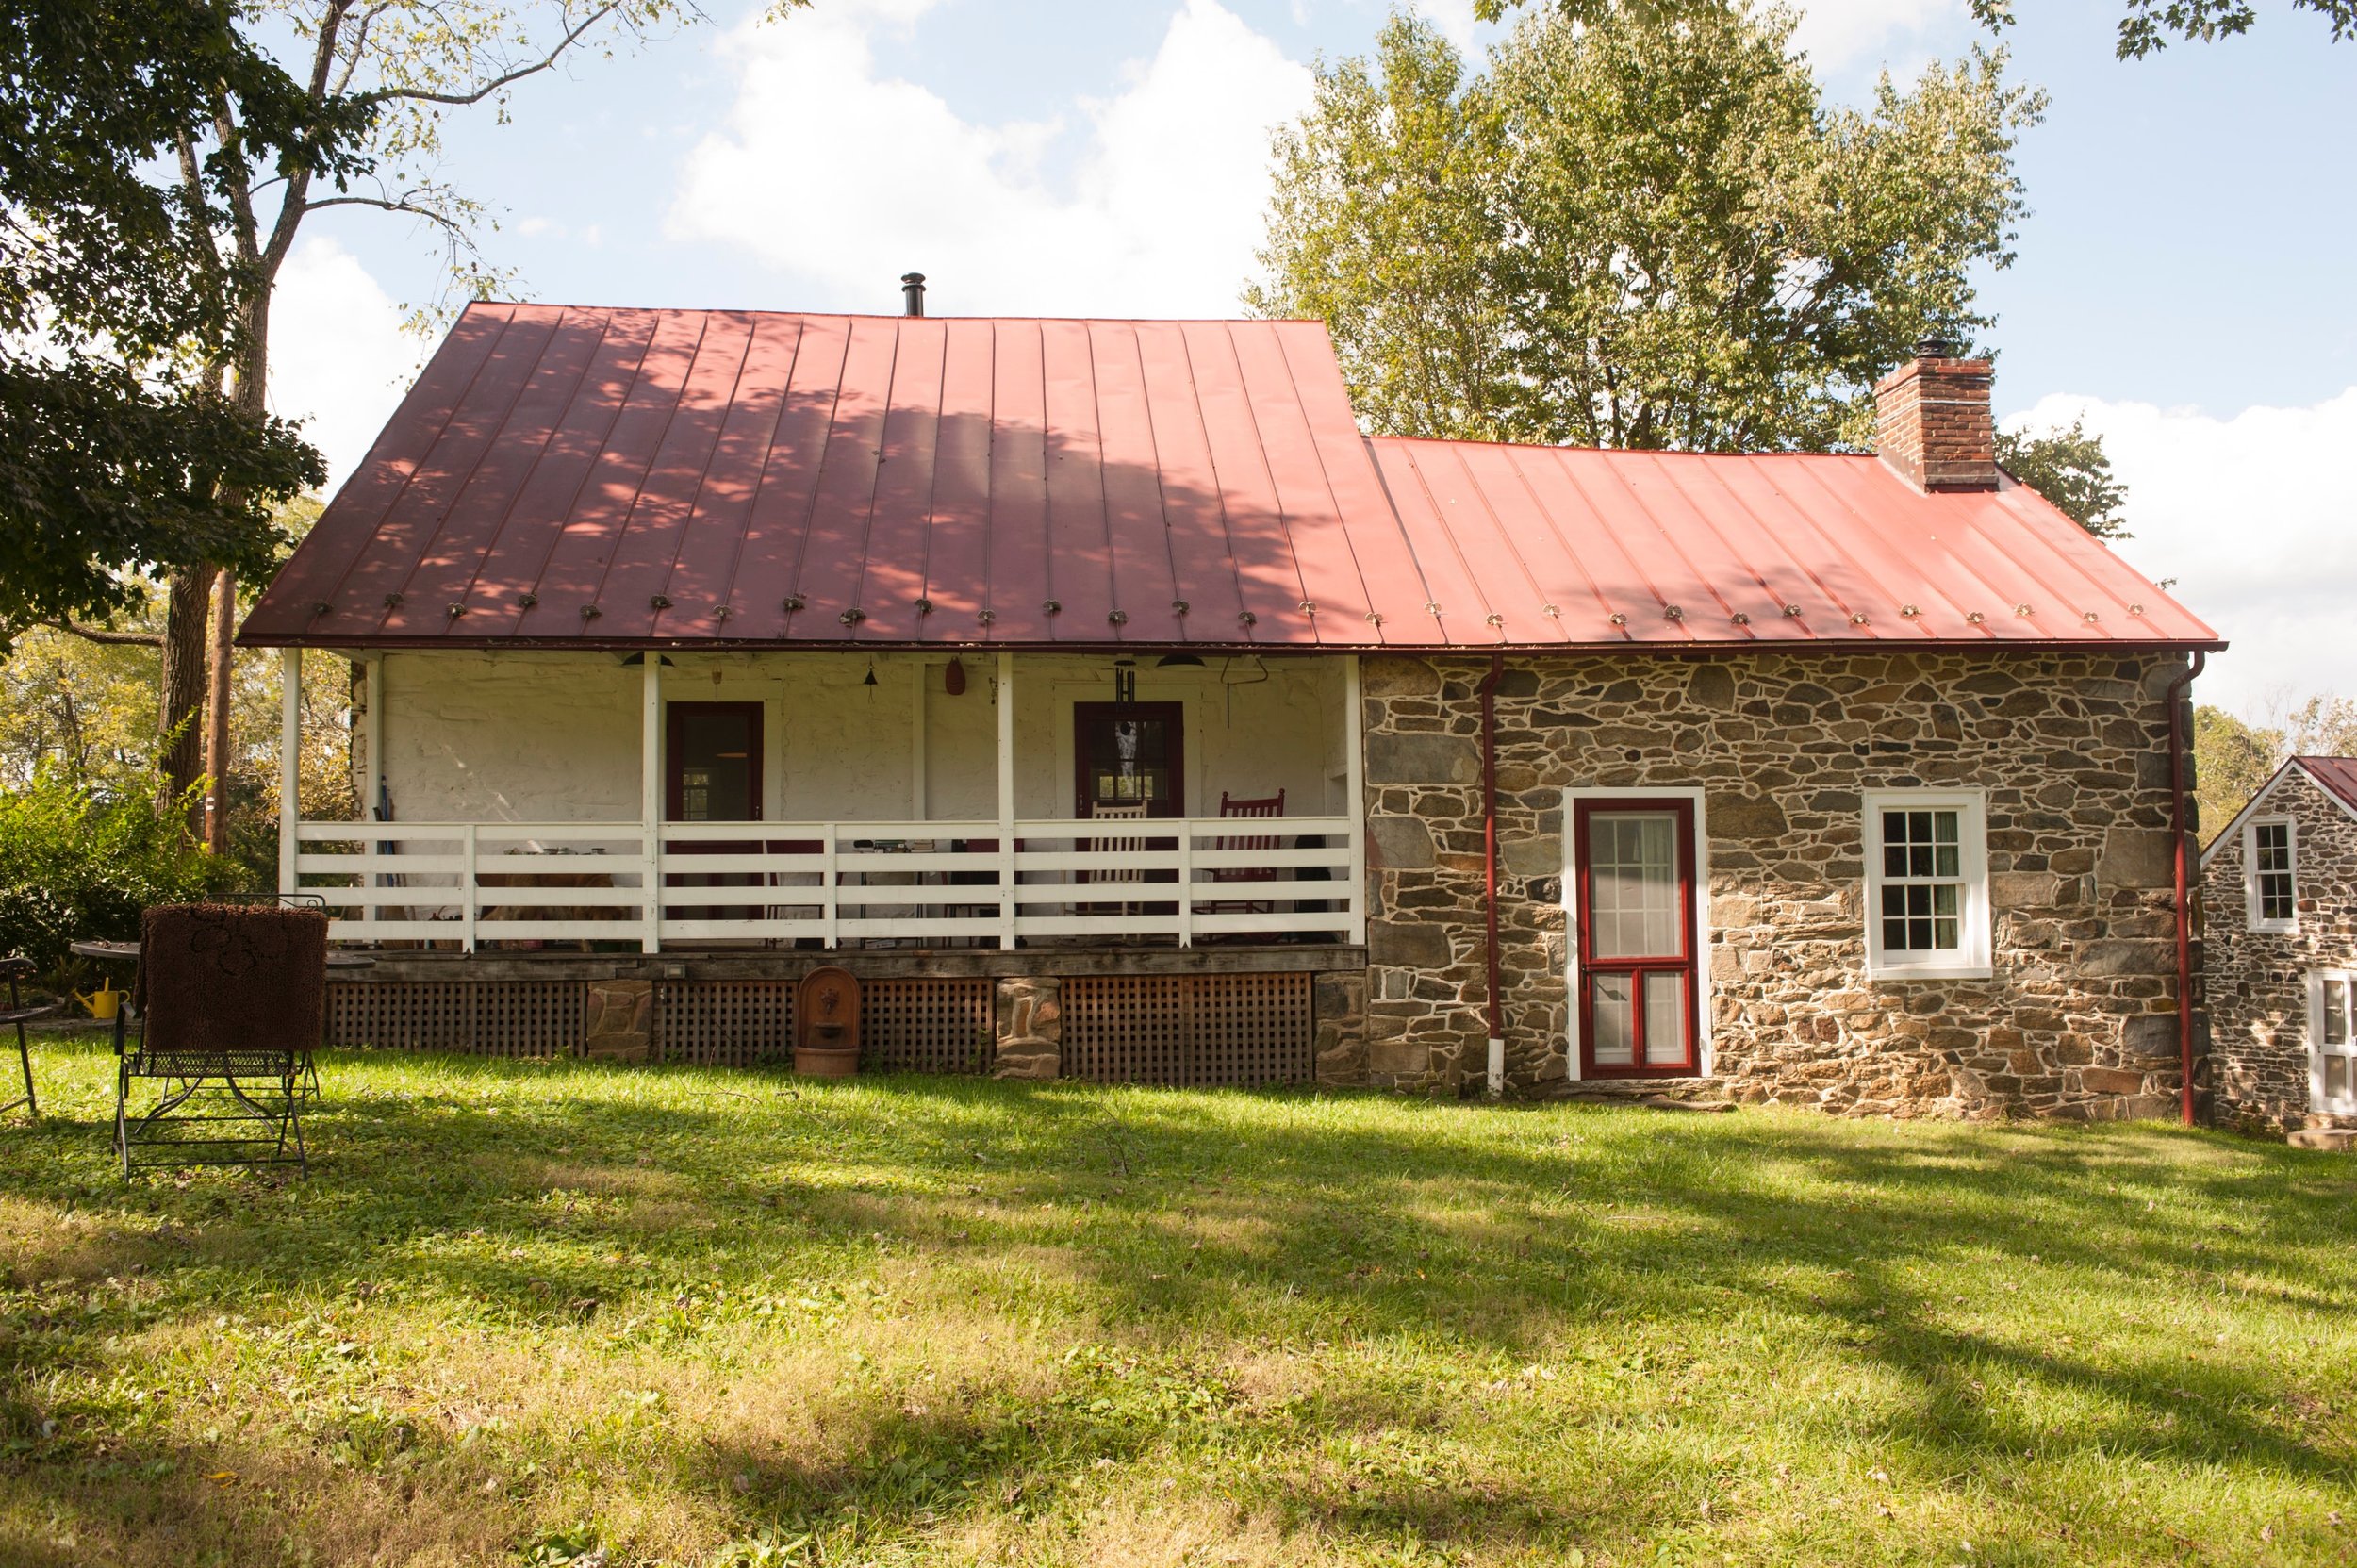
[325,981,585,1057]
[865,977,995,1074]
[1062,972,1313,1088]
[327,976,996,1071]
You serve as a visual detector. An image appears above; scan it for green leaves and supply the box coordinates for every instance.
[1994,419,2131,539]
[1256,3,2042,453]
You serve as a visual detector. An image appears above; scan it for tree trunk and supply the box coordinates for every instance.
[157,567,212,828]
[203,566,237,850]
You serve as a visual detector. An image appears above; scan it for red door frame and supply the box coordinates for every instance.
[1071,701,1185,818]
[1573,797,1700,1078]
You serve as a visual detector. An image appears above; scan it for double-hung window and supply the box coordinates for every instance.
[1862,790,1991,980]
[2245,818,2297,933]
[2312,973,2357,1114]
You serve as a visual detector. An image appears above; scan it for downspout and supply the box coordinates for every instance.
[1477,652,1507,1098]
[2166,649,2207,1128]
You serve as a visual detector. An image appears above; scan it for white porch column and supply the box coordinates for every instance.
[997,652,1015,950]
[641,654,663,953]
[362,654,384,925]
[910,658,928,820]
[1345,653,1366,945]
[277,647,301,896]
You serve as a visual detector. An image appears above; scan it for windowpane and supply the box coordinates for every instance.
[1590,813,1681,958]
[2327,980,2349,1047]
[1591,973,1634,1065]
[2328,1056,2349,1100]
[1643,972,1687,1066]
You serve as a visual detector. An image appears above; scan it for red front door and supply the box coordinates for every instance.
[1574,799,1700,1078]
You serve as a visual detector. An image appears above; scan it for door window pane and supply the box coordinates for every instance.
[1591,973,1634,1065]
[2327,979,2349,1046]
[2329,1056,2349,1100]
[1643,971,1687,1066]
[1590,813,1681,958]
[677,710,756,821]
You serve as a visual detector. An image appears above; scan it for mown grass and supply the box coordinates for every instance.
[2,1033,2354,1567]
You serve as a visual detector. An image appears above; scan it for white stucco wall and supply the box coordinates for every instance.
[357,649,1349,826]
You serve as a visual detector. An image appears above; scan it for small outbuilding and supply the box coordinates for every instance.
[2200,756,2357,1138]
[240,294,2220,1115]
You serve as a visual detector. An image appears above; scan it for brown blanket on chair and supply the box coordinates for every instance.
[138,904,329,1055]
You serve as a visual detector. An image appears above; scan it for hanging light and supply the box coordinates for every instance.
[863,662,878,687]
[1156,652,1204,668]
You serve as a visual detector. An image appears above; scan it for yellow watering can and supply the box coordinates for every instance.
[73,985,125,1021]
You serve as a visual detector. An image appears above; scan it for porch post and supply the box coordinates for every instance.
[362,654,384,925]
[910,658,928,820]
[277,647,301,897]
[997,652,1015,950]
[1345,653,1366,946]
[641,653,662,953]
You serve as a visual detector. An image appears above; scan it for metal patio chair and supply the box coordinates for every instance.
[2,957,58,1121]
[114,901,328,1177]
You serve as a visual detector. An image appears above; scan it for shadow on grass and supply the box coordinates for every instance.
[4,1038,2355,1563]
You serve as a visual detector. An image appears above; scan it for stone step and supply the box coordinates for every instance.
[2287,1128,2357,1153]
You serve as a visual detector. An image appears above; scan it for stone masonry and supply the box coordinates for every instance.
[2201,765,2357,1134]
[1356,650,2199,1119]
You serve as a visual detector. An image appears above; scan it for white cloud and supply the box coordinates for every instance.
[2006,388,2357,716]
[668,0,1313,317]
[1788,0,1962,70]
[268,238,419,490]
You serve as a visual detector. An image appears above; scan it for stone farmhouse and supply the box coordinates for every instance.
[239,285,2222,1117]
[2201,757,2357,1143]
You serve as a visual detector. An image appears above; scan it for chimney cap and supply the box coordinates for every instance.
[1913,334,1956,360]
[900,272,927,318]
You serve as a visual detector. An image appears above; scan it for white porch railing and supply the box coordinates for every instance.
[292,816,1363,950]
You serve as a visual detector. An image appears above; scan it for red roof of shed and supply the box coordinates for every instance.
[242,302,2219,652]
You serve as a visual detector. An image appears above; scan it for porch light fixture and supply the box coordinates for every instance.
[1156,653,1204,668]
[863,662,878,687]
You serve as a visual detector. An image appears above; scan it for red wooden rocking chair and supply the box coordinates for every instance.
[1202,789,1285,917]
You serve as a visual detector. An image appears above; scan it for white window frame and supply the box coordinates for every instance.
[2307,970,2357,1114]
[1559,786,1712,1082]
[2243,816,2298,934]
[1862,788,1992,981]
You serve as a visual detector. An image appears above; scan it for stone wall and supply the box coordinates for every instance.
[1357,650,2198,1120]
[2201,766,2357,1132]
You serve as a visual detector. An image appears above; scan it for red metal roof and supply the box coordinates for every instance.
[2294,757,2357,816]
[243,302,2219,652]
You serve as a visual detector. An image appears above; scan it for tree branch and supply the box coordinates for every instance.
[43,619,163,648]
[305,192,469,237]
[376,2,621,107]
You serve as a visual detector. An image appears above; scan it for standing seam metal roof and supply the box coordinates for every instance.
[242,302,2221,652]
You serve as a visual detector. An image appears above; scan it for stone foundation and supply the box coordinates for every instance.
[993,976,1063,1080]
[1356,649,2200,1120]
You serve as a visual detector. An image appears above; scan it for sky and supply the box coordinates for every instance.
[267,0,2357,717]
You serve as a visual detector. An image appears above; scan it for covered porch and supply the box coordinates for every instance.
[276,647,1366,954]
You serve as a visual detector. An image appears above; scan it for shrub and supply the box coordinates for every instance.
[0,769,241,981]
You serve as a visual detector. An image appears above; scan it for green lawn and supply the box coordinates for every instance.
[3,1035,2354,1567]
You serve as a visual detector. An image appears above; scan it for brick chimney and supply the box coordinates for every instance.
[1874,338,1996,492]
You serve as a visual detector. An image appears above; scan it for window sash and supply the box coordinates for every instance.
[2250,820,2296,930]
[1863,791,1988,978]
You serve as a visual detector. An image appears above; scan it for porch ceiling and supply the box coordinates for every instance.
[241,303,2218,657]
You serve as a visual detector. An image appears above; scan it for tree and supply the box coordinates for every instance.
[0,1,352,647]
[1996,417,2130,538]
[1477,1,2357,60]
[1251,6,2044,452]
[2193,705,2283,841]
[124,0,750,850]
[1969,0,2356,58]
